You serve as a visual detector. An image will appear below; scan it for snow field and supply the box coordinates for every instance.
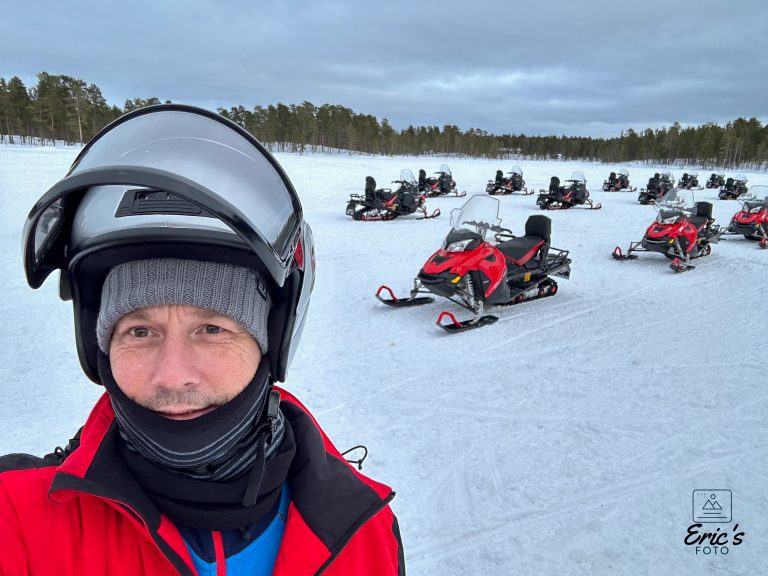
[1,147,766,575]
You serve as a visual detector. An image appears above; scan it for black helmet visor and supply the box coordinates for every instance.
[24,105,302,289]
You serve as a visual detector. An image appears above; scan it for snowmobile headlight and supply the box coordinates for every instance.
[748,205,763,214]
[444,239,474,252]
[656,214,680,225]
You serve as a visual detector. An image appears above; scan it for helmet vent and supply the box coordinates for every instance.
[115,189,215,218]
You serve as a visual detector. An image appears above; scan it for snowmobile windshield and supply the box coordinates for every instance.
[618,168,629,176]
[569,171,586,184]
[24,105,302,289]
[735,173,747,183]
[743,185,768,209]
[655,188,683,210]
[661,171,674,181]
[398,169,417,184]
[688,171,698,177]
[448,195,501,240]
[439,164,452,176]
[509,164,522,175]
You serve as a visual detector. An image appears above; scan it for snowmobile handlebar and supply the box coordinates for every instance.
[461,220,507,234]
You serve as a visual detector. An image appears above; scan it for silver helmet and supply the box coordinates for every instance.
[23,104,315,383]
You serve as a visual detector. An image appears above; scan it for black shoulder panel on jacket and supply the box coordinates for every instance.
[0,453,56,473]
[393,515,406,576]
[0,427,83,473]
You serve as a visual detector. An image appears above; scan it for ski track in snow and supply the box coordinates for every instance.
[1,146,767,575]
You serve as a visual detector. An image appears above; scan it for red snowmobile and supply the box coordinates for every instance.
[537,171,601,210]
[602,168,635,192]
[346,170,440,221]
[677,172,702,190]
[638,171,674,205]
[706,173,726,189]
[722,186,768,249]
[613,190,722,272]
[486,165,532,195]
[376,195,571,332]
[418,164,466,198]
[718,174,749,200]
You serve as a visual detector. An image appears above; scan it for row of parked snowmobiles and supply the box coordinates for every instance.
[345,165,465,221]
[636,171,749,205]
[365,183,767,333]
[613,186,768,272]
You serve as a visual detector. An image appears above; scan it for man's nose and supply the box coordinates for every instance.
[149,332,200,389]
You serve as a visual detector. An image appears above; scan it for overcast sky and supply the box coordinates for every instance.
[3,0,767,138]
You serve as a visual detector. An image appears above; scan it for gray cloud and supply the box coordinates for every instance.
[3,0,767,137]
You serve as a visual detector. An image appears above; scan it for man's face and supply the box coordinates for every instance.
[109,304,262,420]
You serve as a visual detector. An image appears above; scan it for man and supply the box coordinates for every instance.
[0,105,405,575]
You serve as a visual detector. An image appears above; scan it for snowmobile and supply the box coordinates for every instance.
[721,186,768,249]
[613,190,722,272]
[486,165,532,195]
[638,171,674,205]
[706,173,726,189]
[678,172,702,190]
[602,168,634,192]
[376,195,571,332]
[537,171,601,210]
[419,164,466,198]
[346,170,440,221]
[718,174,749,200]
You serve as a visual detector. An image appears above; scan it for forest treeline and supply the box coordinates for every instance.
[1,72,766,169]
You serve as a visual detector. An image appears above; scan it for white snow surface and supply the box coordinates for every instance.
[1,146,767,574]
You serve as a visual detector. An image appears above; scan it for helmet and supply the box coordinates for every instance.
[22,104,315,384]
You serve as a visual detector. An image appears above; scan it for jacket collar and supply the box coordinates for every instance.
[49,389,394,575]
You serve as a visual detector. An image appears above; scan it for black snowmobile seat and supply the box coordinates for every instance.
[497,236,546,266]
[549,176,561,194]
[365,176,377,203]
[687,202,713,230]
[725,177,735,191]
[525,215,551,241]
[620,175,629,188]
[495,170,504,185]
[496,215,550,265]
[418,169,427,189]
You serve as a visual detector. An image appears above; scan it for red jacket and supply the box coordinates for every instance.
[0,388,405,575]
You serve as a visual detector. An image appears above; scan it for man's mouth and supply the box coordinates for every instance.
[157,406,217,420]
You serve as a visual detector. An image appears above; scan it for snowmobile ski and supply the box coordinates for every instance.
[375,285,434,307]
[670,257,694,273]
[612,246,639,260]
[417,208,442,219]
[436,311,499,333]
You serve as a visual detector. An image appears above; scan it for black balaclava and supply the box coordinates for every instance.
[98,352,295,531]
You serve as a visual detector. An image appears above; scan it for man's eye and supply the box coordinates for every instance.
[204,325,224,334]
[130,327,150,338]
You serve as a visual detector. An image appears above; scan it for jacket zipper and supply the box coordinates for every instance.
[213,531,226,576]
[314,491,395,576]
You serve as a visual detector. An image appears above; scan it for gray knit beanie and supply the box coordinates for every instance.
[97,258,271,354]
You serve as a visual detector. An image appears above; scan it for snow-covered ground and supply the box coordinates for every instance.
[1,146,766,575]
